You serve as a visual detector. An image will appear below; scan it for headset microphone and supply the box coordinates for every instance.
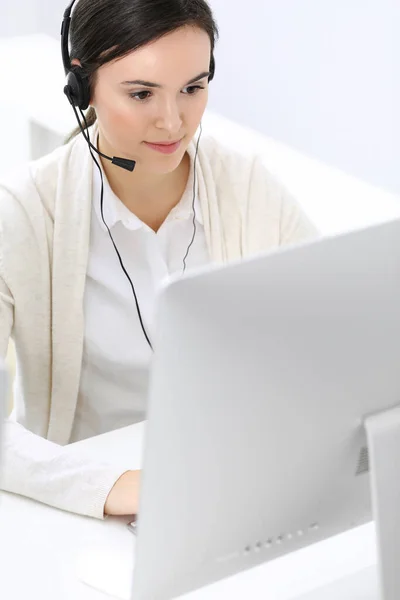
[64,87,136,172]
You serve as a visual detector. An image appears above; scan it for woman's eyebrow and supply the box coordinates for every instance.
[120,71,210,88]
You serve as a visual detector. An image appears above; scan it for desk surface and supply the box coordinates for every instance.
[0,422,380,600]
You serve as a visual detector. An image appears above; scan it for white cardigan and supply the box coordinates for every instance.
[0,123,318,519]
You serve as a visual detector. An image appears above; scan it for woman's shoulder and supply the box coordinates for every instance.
[198,132,319,246]
[199,133,258,174]
[198,133,289,206]
[198,132,285,198]
[0,135,83,224]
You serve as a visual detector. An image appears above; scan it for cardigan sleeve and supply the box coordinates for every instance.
[245,153,320,252]
[278,184,320,246]
[0,270,14,360]
[0,418,130,519]
[0,217,130,520]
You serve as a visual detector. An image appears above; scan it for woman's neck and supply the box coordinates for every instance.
[100,148,191,233]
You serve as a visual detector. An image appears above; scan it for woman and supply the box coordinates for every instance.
[0,0,318,519]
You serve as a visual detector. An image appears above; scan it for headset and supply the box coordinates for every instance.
[61,0,215,351]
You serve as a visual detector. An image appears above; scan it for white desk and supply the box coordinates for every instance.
[0,422,381,600]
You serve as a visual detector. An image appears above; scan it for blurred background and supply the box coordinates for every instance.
[1,0,400,409]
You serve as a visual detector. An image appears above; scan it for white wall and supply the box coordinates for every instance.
[36,0,67,38]
[208,0,399,195]
[0,0,68,38]
[0,2,38,37]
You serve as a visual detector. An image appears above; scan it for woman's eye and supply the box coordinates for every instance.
[184,85,205,95]
[129,85,204,102]
[130,91,151,101]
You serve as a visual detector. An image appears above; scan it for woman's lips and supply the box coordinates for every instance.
[143,140,182,154]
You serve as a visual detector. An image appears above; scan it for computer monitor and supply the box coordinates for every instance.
[132,217,400,600]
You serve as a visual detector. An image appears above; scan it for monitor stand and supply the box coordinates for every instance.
[365,405,400,600]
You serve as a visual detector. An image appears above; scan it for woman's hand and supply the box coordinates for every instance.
[104,470,141,516]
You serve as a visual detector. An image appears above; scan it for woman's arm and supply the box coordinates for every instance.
[279,185,320,246]
[0,272,13,360]
[1,417,141,518]
[244,154,320,252]
[0,275,139,519]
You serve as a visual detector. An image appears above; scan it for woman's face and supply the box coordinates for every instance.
[91,26,211,176]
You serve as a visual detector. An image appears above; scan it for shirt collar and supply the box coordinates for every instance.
[91,128,203,232]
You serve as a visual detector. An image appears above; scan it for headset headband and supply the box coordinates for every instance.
[61,0,77,75]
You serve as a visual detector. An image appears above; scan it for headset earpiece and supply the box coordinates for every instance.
[63,66,91,110]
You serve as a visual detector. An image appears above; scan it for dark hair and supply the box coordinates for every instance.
[64,0,219,143]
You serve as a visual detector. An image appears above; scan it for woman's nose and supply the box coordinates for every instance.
[155,99,183,133]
